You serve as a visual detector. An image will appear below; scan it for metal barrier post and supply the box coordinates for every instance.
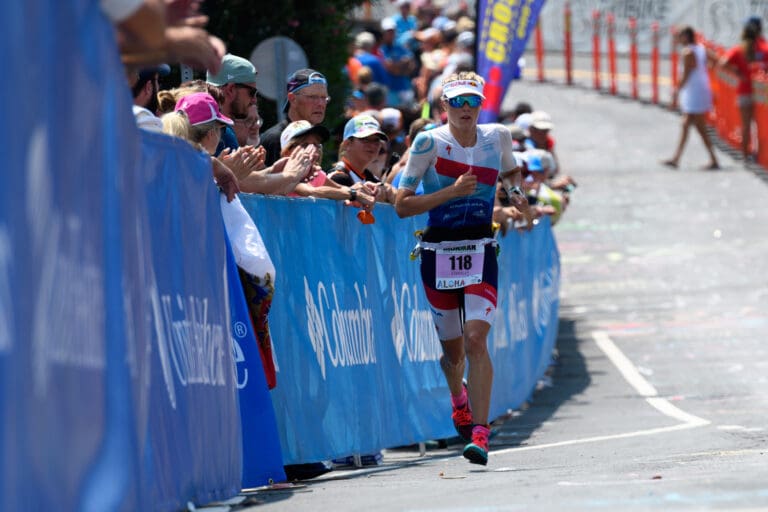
[607,13,617,95]
[564,1,573,85]
[535,18,545,82]
[651,21,660,104]
[670,26,679,108]
[629,16,639,100]
[592,10,601,90]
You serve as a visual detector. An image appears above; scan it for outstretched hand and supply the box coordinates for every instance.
[508,193,535,231]
[275,145,318,182]
[211,158,240,202]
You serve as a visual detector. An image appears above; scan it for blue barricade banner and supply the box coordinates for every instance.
[136,133,243,510]
[2,0,245,510]
[239,196,560,464]
[476,0,547,123]
[225,237,287,488]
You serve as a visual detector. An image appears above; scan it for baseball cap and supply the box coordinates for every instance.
[138,63,170,81]
[744,15,762,31]
[514,112,533,132]
[381,17,396,31]
[525,153,544,172]
[280,120,330,150]
[284,68,328,112]
[343,114,388,141]
[457,31,475,48]
[530,111,554,130]
[174,92,233,126]
[287,68,327,95]
[206,54,258,86]
[442,78,486,100]
[355,31,376,49]
[456,16,476,33]
[379,107,403,131]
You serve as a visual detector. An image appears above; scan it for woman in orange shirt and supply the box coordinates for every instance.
[719,23,760,163]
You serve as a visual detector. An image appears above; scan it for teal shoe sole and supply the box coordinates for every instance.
[462,443,488,465]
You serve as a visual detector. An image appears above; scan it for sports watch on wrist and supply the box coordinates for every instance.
[348,188,358,202]
[507,186,524,198]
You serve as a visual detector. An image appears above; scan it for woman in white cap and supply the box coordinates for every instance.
[394,71,532,466]
[278,121,375,208]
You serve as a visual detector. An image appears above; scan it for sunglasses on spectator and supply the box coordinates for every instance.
[446,95,483,109]
[234,84,258,98]
[235,116,263,129]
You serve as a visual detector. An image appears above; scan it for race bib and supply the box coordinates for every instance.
[434,244,485,290]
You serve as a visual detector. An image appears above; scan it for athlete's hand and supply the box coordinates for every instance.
[453,170,477,197]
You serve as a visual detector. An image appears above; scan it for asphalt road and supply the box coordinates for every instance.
[228,78,768,512]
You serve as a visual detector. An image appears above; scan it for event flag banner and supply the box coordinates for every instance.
[476,0,547,123]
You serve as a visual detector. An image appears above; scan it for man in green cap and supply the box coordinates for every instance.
[207,53,259,153]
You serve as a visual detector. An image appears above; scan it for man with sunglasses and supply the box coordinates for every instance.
[395,71,532,466]
[261,68,331,166]
[206,53,259,154]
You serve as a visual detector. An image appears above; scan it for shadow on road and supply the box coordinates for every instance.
[241,316,592,502]
[490,316,591,449]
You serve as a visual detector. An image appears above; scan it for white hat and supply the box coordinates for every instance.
[343,114,388,141]
[457,31,475,48]
[279,120,330,150]
[531,111,554,130]
[355,31,376,50]
[442,78,485,99]
[514,112,533,133]
[379,107,403,130]
[381,17,396,31]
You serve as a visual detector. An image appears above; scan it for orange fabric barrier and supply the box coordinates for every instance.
[754,74,768,168]
[709,66,742,148]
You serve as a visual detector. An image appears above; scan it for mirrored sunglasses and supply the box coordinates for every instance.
[447,95,483,109]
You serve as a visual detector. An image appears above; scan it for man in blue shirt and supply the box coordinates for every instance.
[380,17,416,108]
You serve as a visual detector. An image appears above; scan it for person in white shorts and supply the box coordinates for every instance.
[395,71,532,465]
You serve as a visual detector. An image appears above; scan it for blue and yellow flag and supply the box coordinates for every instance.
[476,0,547,123]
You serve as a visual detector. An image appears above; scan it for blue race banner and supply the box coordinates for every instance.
[476,0,547,123]
[135,133,243,510]
[239,196,560,464]
[2,0,245,509]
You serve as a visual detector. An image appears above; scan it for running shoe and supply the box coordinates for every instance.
[463,425,489,466]
[451,383,473,442]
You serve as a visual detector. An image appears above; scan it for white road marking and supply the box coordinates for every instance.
[646,397,709,426]
[593,330,709,426]
[491,330,710,457]
[592,330,658,397]
[493,422,700,455]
